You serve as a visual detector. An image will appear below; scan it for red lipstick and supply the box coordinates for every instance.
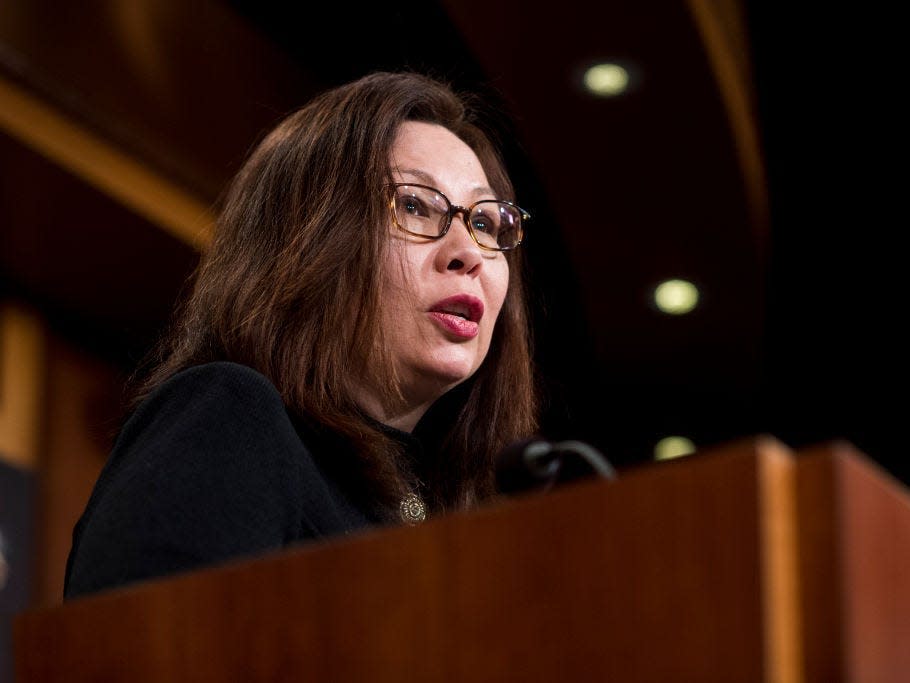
[428,295,484,339]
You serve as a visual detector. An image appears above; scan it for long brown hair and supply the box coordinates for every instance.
[137,71,538,518]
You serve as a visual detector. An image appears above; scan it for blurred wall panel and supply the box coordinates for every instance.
[0,459,34,683]
[35,333,121,605]
[0,304,44,471]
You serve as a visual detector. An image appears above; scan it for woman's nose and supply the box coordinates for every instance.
[437,213,483,275]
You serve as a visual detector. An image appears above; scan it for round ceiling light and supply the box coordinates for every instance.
[653,279,700,315]
[583,63,630,96]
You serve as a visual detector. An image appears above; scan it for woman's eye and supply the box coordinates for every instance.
[471,211,497,234]
[404,198,420,214]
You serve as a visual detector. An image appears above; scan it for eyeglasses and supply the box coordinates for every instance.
[388,183,528,251]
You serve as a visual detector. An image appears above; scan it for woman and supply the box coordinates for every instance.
[64,71,538,598]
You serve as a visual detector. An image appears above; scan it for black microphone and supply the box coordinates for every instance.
[495,438,616,494]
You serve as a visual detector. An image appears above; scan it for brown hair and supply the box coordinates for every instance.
[137,71,538,518]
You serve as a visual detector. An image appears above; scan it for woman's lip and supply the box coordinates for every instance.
[429,295,484,323]
[428,312,480,339]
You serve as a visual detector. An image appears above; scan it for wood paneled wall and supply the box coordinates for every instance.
[0,301,121,605]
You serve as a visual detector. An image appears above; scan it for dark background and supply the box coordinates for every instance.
[0,1,904,484]
[749,5,903,481]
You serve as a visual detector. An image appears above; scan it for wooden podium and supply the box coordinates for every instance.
[14,437,910,682]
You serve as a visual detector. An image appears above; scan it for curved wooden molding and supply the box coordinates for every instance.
[0,74,213,250]
[686,0,770,250]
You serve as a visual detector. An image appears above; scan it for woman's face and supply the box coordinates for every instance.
[380,121,510,423]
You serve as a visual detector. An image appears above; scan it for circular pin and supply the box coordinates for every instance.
[399,493,427,525]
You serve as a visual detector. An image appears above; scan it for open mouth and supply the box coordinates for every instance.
[427,295,484,339]
[429,295,484,323]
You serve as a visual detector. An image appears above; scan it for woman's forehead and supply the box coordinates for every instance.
[390,121,493,200]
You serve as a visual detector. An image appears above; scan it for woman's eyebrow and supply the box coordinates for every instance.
[396,168,438,186]
[396,167,497,200]
[469,185,497,200]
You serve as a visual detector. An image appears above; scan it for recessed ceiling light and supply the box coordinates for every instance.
[582,63,630,97]
[653,279,699,315]
[654,436,696,461]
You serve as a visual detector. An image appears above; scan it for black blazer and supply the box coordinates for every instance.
[64,362,381,598]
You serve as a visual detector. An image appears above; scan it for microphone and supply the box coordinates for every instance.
[495,437,616,494]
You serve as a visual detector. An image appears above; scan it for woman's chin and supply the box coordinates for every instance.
[404,357,479,399]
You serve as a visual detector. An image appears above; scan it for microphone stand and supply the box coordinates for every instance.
[495,438,616,495]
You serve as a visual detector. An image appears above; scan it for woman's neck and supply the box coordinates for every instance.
[354,392,433,433]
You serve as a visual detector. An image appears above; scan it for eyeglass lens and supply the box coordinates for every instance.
[392,184,523,250]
